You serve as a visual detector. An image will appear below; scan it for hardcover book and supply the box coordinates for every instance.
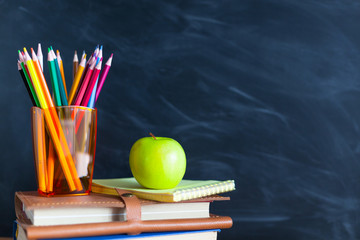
[15,191,229,226]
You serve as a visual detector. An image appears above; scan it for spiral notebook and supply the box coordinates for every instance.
[91,178,235,202]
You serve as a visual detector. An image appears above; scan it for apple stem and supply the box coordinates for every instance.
[149,132,157,140]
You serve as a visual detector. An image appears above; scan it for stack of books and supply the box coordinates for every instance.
[14,178,235,240]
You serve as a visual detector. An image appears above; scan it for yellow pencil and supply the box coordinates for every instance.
[31,48,53,109]
[68,54,86,104]
[24,49,48,108]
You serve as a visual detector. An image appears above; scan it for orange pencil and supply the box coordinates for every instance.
[57,50,68,99]
[35,109,47,192]
[69,54,86,105]
[40,109,48,190]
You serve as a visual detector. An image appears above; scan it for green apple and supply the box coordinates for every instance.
[129,133,186,189]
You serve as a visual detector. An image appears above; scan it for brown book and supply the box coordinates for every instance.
[15,190,233,239]
[15,191,229,226]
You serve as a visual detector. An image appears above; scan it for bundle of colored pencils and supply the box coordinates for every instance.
[18,44,113,109]
[17,44,113,192]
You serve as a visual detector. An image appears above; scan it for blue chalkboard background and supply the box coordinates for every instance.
[1,0,360,239]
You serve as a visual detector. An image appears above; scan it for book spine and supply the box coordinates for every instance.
[173,180,235,202]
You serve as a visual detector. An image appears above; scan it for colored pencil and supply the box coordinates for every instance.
[18,60,37,106]
[81,59,102,106]
[95,53,113,102]
[47,142,55,192]
[37,43,43,71]
[31,48,54,109]
[23,49,47,192]
[47,49,62,106]
[57,50,68,99]
[24,49,47,108]
[84,45,98,75]
[73,50,79,81]
[69,54,86,105]
[87,80,98,108]
[82,52,94,80]
[73,60,96,106]
[35,108,48,192]
[79,51,86,74]
[18,50,40,107]
[71,51,95,104]
[51,48,68,105]
[87,46,102,108]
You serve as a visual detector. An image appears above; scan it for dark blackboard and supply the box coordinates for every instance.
[1,0,360,239]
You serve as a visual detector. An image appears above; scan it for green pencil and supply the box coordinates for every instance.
[50,47,68,106]
[47,48,62,106]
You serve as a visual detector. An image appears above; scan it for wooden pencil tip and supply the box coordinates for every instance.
[106,54,113,66]
[73,51,79,62]
[37,43,42,54]
[32,49,38,61]
[48,50,53,61]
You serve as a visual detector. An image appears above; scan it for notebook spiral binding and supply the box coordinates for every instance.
[173,180,235,202]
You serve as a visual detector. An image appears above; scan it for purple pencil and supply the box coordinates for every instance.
[95,53,113,102]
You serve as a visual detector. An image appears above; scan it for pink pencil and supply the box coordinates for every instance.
[81,58,102,106]
[95,54,113,102]
[73,60,96,106]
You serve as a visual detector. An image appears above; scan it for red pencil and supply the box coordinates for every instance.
[73,60,96,106]
[95,54,113,102]
[81,58,102,106]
